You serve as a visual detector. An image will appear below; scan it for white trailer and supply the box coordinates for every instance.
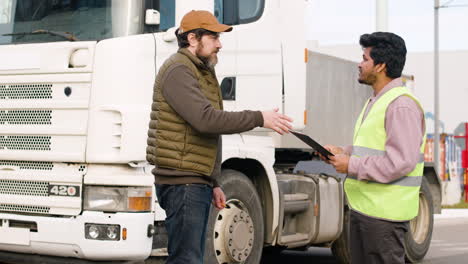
[0,1,440,263]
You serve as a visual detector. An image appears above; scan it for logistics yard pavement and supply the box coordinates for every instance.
[260,209,468,264]
[423,210,468,264]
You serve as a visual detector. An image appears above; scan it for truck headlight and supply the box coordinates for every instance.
[88,225,100,239]
[83,186,152,212]
[85,223,120,241]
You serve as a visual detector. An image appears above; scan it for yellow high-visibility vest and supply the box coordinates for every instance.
[344,86,426,221]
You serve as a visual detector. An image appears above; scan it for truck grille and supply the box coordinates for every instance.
[0,110,52,125]
[0,204,50,214]
[0,84,52,100]
[0,179,49,197]
[0,160,54,170]
[0,162,85,216]
[0,135,51,151]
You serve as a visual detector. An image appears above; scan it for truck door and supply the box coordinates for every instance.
[215,0,282,113]
[212,0,236,110]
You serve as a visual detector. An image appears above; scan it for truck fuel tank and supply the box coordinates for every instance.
[276,172,344,247]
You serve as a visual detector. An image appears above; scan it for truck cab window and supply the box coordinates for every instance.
[215,0,264,25]
[0,0,175,45]
[0,0,114,44]
[238,0,263,23]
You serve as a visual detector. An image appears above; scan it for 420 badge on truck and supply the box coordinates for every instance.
[48,185,80,197]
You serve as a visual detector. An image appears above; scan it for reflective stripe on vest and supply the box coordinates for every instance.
[352,146,425,163]
[344,86,426,221]
[346,175,422,187]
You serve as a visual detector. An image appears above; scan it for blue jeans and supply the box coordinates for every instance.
[156,184,213,264]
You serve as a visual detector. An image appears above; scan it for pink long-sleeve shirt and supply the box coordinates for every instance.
[345,78,425,183]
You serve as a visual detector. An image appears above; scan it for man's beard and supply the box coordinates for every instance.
[358,72,377,85]
[196,44,219,68]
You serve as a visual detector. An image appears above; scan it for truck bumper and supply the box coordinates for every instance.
[0,250,133,264]
[0,211,154,261]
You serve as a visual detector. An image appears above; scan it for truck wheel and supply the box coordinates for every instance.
[405,177,434,263]
[204,169,264,264]
[331,207,351,264]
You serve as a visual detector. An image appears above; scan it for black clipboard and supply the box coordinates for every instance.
[290,130,334,160]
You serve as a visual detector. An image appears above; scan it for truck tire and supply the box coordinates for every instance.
[204,169,264,264]
[332,177,434,264]
[331,207,351,264]
[405,177,434,263]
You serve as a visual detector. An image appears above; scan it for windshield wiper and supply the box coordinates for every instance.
[2,29,79,41]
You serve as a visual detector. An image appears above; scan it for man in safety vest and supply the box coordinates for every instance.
[321,32,426,263]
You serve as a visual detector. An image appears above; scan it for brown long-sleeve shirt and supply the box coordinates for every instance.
[345,78,425,183]
[153,62,264,186]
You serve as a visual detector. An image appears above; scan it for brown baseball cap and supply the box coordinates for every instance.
[178,10,233,34]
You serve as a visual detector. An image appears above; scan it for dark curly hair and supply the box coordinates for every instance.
[175,28,219,49]
[359,32,407,79]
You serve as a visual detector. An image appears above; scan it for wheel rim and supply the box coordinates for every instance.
[409,192,430,244]
[213,199,255,263]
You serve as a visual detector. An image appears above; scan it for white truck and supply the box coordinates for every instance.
[0,0,440,263]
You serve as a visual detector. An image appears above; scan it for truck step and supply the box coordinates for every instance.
[279,233,309,243]
[284,193,309,201]
[284,200,310,214]
[283,193,310,214]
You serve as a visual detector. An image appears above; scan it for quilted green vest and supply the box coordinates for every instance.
[344,86,426,221]
[146,48,223,176]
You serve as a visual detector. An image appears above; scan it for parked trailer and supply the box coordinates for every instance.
[0,0,440,263]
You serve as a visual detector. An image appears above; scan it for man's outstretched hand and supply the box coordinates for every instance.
[262,108,293,135]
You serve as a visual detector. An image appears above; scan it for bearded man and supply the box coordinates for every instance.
[146,10,292,264]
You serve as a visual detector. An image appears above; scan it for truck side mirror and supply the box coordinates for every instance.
[145,9,160,25]
[222,0,239,25]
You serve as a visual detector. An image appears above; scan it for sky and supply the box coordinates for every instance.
[305,0,468,52]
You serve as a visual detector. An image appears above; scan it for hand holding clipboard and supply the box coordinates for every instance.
[290,130,334,160]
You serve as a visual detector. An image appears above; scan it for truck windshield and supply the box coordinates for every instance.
[0,0,116,44]
[0,0,175,45]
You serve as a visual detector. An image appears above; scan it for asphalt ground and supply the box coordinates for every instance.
[260,209,468,264]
